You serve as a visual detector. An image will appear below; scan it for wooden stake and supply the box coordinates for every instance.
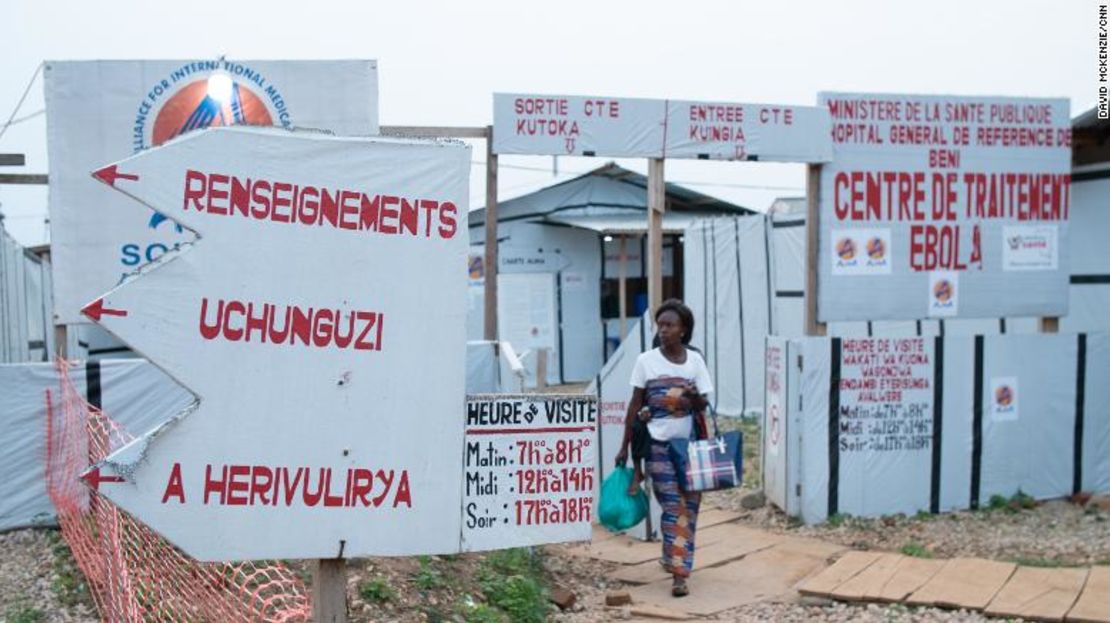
[484,127,499,341]
[313,558,347,623]
[647,158,665,316]
[1039,317,1059,333]
[804,164,827,336]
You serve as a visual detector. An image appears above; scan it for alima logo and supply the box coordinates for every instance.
[132,61,292,153]
[932,279,954,305]
[835,237,856,261]
[866,237,885,260]
[994,384,1014,408]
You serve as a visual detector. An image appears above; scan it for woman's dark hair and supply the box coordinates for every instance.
[654,298,695,345]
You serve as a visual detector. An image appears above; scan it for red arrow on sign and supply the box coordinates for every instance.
[80,467,126,492]
[92,164,140,188]
[81,298,128,322]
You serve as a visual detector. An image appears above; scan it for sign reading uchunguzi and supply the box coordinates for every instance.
[817,93,1071,321]
[492,93,832,162]
[462,394,597,552]
[81,127,467,561]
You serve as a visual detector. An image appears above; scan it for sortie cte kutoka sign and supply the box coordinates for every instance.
[80,127,470,561]
[493,93,832,162]
[45,59,380,325]
[817,93,1072,321]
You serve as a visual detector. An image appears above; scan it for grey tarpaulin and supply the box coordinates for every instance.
[0,360,194,532]
[766,333,1108,524]
[0,226,53,364]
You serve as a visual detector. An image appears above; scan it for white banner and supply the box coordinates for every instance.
[462,394,597,551]
[493,93,831,162]
[817,93,1071,321]
[46,59,379,325]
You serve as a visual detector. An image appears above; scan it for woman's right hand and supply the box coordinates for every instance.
[615,449,628,467]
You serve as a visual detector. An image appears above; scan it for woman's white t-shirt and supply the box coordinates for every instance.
[629,347,714,441]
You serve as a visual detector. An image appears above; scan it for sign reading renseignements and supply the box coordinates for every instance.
[462,394,597,552]
[817,93,1071,321]
[493,93,832,162]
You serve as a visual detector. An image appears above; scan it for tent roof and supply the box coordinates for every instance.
[468,162,754,229]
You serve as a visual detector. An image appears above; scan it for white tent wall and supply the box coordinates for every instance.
[769,334,1105,525]
[0,227,54,364]
[587,310,661,540]
[1064,174,1110,333]
[684,216,786,417]
[1084,333,1110,494]
[468,220,604,386]
[0,360,194,532]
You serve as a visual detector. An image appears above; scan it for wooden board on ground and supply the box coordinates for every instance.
[575,536,664,565]
[627,540,834,616]
[906,558,1016,610]
[611,524,781,584]
[1067,566,1110,623]
[798,551,883,596]
[829,554,945,602]
[694,508,743,530]
[985,566,1088,622]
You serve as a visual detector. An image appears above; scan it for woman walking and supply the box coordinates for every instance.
[615,299,713,597]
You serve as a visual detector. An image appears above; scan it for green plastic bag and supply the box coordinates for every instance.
[598,466,648,532]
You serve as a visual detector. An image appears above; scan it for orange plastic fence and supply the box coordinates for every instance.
[45,362,311,622]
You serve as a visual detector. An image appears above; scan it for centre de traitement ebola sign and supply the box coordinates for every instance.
[493,93,832,162]
[817,93,1072,321]
[45,59,379,325]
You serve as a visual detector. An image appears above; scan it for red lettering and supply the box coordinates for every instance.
[226,465,250,505]
[250,466,273,505]
[438,201,457,238]
[207,173,230,215]
[161,462,185,504]
[204,464,228,505]
[199,298,222,340]
[183,170,207,211]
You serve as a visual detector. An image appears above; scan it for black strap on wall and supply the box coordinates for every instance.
[733,219,747,411]
[916,320,923,336]
[828,338,842,518]
[701,224,709,354]
[557,271,566,385]
[599,236,608,361]
[1071,274,1110,285]
[930,336,945,513]
[999,318,1007,334]
[1074,333,1088,495]
[866,321,874,337]
[710,223,720,390]
[85,360,103,411]
[763,215,774,335]
[970,335,984,510]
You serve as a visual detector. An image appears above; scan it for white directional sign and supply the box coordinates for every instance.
[80,127,470,561]
[493,93,832,162]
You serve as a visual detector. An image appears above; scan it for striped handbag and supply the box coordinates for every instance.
[681,408,743,492]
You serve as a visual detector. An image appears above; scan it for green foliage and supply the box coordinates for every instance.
[899,542,933,558]
[478,548,551,623]
[826,513,852,527]
[414,555,445,590]
[1012,557,1079,568]
[986,490,1037,513]
[4,603,45,623]
[358,577,395,603]
[913,509,937,522]
[46,531,89,608]
[457,599,508,623]
[479,574,550,623]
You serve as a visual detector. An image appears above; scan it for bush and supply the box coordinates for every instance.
[900,542,932,558]
[478,548,550,623]
[358,577,395,603]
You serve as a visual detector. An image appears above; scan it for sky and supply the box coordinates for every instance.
[0,0,1090,247]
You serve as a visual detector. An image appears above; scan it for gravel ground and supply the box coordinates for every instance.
[708,492,1110,566]
[0,528,96,623]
